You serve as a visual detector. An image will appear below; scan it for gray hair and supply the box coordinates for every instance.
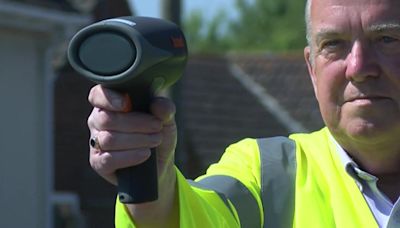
[305,0,314,64]
[305,0,312,46]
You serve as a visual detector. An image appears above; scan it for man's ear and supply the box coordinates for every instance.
[304,46,318,100]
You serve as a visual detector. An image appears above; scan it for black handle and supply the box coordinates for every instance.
[116,89,158,203]
[116,149,158,203]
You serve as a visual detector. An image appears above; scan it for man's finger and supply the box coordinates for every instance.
[88,85,131,112]
[89,149,152,185]
[88,108,162,133]
[151,97,176,124]
[93,130,162,151]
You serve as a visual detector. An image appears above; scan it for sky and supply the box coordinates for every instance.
[129,0,239,22]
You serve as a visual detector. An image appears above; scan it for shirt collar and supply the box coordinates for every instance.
[329,134,378,190]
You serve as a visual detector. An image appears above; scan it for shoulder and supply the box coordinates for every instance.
[289,127,332,152]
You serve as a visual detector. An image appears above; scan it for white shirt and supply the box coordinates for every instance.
[332,137,400,228]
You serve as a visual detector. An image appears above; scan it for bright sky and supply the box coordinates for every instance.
[129,0,238,21]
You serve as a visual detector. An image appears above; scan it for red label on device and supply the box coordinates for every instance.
[171,36,185,48]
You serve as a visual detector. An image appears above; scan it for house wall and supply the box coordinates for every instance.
[0,2,89,227]
[0,28,50,228]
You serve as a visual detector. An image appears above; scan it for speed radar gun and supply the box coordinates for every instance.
[67,16,188,203]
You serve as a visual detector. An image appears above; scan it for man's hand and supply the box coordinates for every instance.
[87,85,179,225]
[87,85,177,184]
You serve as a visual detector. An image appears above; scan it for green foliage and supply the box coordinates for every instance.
[184,9,231,53]
[183,0,307,53]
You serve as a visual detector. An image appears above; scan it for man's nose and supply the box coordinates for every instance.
[345,41,380,82]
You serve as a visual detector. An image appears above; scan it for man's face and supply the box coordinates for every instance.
[305,0,400,144]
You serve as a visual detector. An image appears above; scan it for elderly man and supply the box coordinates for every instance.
[86,0,400,227]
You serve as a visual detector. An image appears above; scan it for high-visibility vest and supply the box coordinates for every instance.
[115,127,378,227]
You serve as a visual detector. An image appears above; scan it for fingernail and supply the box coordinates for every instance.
[112,97,123,109]
[107,90,122,108]
[122,94,132,112]
[150,133,162,145]
[137,149,151,162]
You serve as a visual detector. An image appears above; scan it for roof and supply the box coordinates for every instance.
[178,54,324,178]
[230,53,324,131]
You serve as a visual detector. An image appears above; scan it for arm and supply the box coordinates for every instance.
[87,85,259,227]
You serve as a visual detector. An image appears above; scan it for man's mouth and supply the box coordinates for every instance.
[345,95,390,104]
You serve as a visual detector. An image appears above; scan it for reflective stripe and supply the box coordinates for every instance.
[192,175,261,228]
[258,137,296,228]
[188,180,235,217]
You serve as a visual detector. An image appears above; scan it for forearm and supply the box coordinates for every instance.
[116,166,241,227]
[125,162,179,227]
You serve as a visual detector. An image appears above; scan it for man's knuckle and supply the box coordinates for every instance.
[89,156,98,170]
[99,153,114,172]
[87,86,97,104]
[87,113,95,128]
[100,131,114,148]
[97,111,113,128]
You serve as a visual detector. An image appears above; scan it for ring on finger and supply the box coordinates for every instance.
[90,136,102,150]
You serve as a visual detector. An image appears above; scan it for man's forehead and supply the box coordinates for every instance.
[312,0,400,7]
[311,0,400,14]
[311,0,400,28]
[313,23,400,45]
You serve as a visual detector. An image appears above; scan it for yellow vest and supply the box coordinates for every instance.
[115,128,378,227]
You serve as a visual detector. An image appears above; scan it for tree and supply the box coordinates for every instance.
[184,0,307,53]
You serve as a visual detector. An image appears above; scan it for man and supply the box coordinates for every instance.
[86,0,400,227]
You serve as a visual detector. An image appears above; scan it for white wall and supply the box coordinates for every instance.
[0,28,49,228]
[0,2,90,227]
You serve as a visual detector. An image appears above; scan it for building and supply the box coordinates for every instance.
[0,1,90,227]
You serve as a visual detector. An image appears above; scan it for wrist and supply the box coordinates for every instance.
[125,165,178,226]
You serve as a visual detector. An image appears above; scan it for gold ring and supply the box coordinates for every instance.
[90,136,101,150]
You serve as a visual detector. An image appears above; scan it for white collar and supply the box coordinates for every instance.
[329,134,378,190]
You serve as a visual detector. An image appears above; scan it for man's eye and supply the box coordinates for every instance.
[379,36,398,44]
[321,39,343,50]
[325,40,340,46]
